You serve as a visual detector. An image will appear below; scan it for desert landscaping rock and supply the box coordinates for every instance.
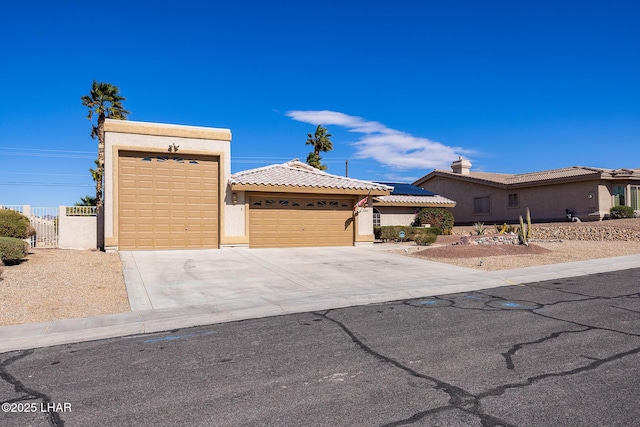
[0,249,130,326]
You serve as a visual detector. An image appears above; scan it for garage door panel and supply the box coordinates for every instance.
[118,151,219,250]
[249,195,353,248]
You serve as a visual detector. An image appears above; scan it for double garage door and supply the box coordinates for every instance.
[118,151,219,250]
[249,195,355,248]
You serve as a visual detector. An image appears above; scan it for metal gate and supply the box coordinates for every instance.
[1,205,58,248]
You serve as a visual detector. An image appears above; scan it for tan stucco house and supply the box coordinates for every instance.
[371,182,456,227]
[103,119,390,251]
[414,157,640,224]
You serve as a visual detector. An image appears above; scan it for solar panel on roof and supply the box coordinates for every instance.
[376,182,435,196]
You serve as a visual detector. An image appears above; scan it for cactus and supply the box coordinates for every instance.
[518,208,532,246]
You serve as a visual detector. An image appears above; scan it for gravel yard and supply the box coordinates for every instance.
[403,239,640,270]
[0,250,130,326]
[1,219,639,327]
[399,218,640,270]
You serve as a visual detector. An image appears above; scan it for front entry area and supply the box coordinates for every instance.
[248,195,354,248]
[118,151,219,250]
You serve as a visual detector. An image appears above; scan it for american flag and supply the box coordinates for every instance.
[353,196,368,212]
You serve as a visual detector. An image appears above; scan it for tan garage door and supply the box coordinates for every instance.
[118,151,219,250]
[249,196,354,248]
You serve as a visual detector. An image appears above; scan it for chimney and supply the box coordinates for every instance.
[451,156,471,175]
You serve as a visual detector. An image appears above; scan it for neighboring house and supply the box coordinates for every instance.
[371,182,456,227]
[414,157,640,225]
[102,119,390,251]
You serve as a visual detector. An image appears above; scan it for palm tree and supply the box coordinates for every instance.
[81,81,129,208]
[305,125,333,170]
[75,195,97,206]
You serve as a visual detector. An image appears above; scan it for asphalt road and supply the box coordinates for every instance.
[1,268,639,426]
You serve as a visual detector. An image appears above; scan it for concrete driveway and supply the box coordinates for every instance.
[120,246,483,313]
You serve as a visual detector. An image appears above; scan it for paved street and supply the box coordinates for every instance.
[1,268,639,426]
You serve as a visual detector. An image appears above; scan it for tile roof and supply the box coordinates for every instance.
[230,160,393,192]
[374,195,456,205]
[427,166,610,186]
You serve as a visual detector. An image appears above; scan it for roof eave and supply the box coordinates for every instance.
[373,201,456,207]
[230,183,391,195]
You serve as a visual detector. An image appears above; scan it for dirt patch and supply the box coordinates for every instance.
[416,243,551,258]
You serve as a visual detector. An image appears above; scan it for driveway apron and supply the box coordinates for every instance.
[119,247,482,312]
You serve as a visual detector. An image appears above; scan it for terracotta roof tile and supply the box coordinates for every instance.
[375,195,456,205]
[430,166,604,185]
[230,160,393,192]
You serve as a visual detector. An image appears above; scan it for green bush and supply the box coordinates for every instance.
[610,205,635,219]
[412,208,454,235]
[414,233,437,246]
[374,226,440,242]
[0,237,29,265]
[0,209,32,239]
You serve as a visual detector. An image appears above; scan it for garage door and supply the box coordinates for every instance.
[118,151,219,250]
[249,196,354,248]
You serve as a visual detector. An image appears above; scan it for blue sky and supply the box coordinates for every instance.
[1,1,638,206]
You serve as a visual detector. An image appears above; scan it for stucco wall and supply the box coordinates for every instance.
[376,206,416,226]
[356,206,373,238]
[222,190,247,246]
[418,176,606,224]
[58,207,97,250]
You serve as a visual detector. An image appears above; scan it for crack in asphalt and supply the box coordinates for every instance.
[519,282,640,304]
[0,350,65,427]
[501,327,593,370]
[477,345,640,400]
[313,310,517,427]
[609,305,640,315]
[319,281,640,426]
[408,290,640,338]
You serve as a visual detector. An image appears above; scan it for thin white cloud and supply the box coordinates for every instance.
[285,110,471,170]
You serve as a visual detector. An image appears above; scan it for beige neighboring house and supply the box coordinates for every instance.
[102,119,390,251]
[414,157,640,225]
[371,182,456,227]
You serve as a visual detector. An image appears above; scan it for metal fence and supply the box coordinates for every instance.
[65,206,97,216]
[1,205,59,248]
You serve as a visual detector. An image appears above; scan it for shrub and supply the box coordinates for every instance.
[610,205,635,219]
[414,233,437,246]
[374,226,440,242]
[473,222,486,235]
[0,209,31,239]
[412,208,454,235]
[0,236,29,265]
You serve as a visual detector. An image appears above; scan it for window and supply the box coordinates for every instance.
[508,193,519,208]
[373,208,381,227]
[613,186,626,206]
[474,196,491,214]
[631,186,640,210]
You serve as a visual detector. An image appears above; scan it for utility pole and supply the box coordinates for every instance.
[345,159,349,177]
